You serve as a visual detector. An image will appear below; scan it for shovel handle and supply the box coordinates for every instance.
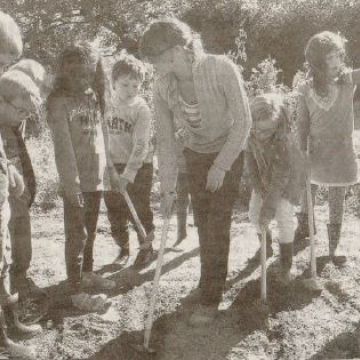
[305,137,317,279]
[124,191,147,240]
[143,216,171,349]
[260,228,267,304]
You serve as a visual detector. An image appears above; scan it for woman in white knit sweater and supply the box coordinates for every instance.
[140,18,252,326]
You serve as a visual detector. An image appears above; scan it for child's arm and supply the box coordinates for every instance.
[101,109,121,192]
[245,151,265,196]
[47,97,82,207]
[121,102,152,184]
[296,85,310,152]
[213,57,252,172]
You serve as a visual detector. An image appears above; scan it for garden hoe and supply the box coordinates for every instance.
[255,228,269,314]
[131,214,172,354]
[124,191,147,241]
[302,139,323,292]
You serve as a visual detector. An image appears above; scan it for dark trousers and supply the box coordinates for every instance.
[8,183,32,276]
[63,191,101,289]
[104,163,154,249]
[184,148,243,306]
[176,172,190,218]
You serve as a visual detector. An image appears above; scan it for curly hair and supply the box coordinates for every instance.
[305,31,347,96]
[139,17,203,61]
[112,52,146,83]
[250,93,290,135]
[50,42,107,114]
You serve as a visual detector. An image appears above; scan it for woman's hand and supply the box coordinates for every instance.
[8,163,25,198]
[160,191,176,218]
[259,194,278,228]
[65,191,84,208]
[206,164,226,192]
[118,176,129,195]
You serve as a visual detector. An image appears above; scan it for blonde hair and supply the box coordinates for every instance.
[0,11,23,60]
[250,93,290,134]
[139,17,203,61]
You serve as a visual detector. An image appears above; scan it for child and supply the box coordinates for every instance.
[0,60,47,300]
[296,31,360,265]
[247,93,304,284]
[47,43,116,311]
[140,18,251,326]
[0,11,43,360]
[103,53,155,267]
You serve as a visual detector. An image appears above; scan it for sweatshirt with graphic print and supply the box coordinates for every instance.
[47,89,107,194]
[107,96,153,183]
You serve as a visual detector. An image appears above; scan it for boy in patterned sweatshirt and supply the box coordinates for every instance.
[104,54,155,267]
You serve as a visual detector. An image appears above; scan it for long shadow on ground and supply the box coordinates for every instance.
[82,257,322,360]
[40,247,200,328]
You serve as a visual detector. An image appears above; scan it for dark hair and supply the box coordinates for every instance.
[139,17,203,61]
[49,42,107,115]
[305,31,347,96]
[112,53,145,83]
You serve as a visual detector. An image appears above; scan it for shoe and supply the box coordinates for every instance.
[9,301,42,337]
[13,319,42,336]
[10,275,47,300]
[278,243,295,286]
[328,223,347,266]
[71,292,111,313]
[181,287,202,307]
[3,338,37,360]
[188,305,218,327]
[113,247,130,266]
[81,272,116,291]
[134,244,154,268]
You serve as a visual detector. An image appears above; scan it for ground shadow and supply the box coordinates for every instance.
[39,247,200,327]
[82,255,322,360]
[308,327,360,359]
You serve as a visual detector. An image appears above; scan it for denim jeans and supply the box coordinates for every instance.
[63,191,101,290]
[184,148,243,306]
[8,179,32,276]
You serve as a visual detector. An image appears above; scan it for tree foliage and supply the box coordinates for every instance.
[2,0,360,82]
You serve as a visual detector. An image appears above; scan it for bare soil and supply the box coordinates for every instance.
[3,195,357,360]
[5,131,360,360]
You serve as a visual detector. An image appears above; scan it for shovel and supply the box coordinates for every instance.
[131,215,171,354]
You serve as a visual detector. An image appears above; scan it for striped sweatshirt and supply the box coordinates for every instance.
[153,54,252,193]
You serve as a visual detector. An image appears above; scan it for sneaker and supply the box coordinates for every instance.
[11,276,47,300]
[113,247,130,266]
[81,272,116,291]
[188,305,218,327]
[276,268,296,286]
[71,292,111,313]
[13,319,43,336]
[134,245,154,268]
[4,339,37,360]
